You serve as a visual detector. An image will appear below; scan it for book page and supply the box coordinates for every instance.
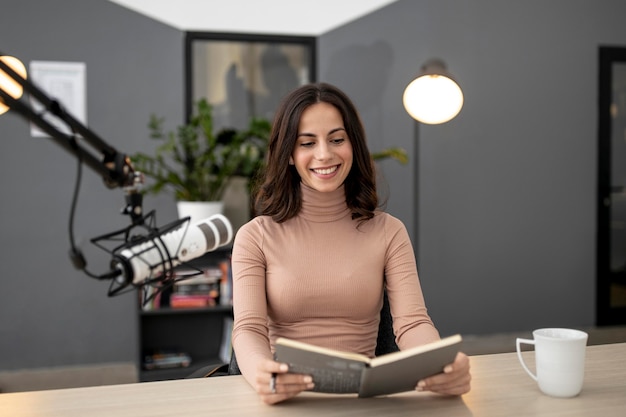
[359,335,462,397]
[370,334,462,367]
[275,338,371,363]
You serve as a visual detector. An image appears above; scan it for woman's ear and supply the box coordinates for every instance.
[289,156,294,165]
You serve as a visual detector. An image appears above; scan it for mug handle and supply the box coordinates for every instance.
[516,338,537,381]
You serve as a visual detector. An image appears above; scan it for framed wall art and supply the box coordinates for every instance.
[185,32,316,131]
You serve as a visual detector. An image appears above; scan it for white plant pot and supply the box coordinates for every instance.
[176,201,224,224]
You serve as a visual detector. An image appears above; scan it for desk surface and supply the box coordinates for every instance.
[1,343,625,417]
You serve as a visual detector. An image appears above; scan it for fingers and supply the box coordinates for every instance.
[255,360,315,404]
[416,352,471,396]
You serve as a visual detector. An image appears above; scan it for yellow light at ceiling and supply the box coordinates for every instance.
[0,55,27,115]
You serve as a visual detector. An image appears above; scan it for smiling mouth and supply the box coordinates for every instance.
[312,165,339,175]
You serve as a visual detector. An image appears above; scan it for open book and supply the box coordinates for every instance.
[274,334,462,398]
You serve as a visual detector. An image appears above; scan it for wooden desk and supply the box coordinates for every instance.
[1,343,624,417]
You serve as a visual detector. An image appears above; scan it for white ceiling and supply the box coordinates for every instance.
[108,0,399,36]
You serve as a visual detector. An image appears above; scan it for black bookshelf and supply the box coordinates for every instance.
[138,250,233,382]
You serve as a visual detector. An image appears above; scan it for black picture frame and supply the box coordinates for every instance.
[185,32,317,130]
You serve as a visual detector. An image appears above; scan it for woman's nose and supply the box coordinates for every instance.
[314,143,332,161]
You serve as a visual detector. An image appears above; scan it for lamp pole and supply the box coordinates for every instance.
[403,58,463,269]
[413,120,421,268]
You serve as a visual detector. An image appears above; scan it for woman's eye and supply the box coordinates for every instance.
[300,141,315,147]
[330,138,345,145]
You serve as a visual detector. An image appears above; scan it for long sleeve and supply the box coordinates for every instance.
[230,219,273,386]
[230,184,440,388]
[382,216,440,348]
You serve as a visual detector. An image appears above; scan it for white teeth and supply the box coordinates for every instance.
[313,166,338,175]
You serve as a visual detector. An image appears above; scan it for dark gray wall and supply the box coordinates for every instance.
[2,0,626,374]
[0,0,183,370]
[319,0,626,336]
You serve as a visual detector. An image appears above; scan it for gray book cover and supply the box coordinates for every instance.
[274,334,462,397]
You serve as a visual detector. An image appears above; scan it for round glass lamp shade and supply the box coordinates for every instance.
[0,56,27,115]
[403,73,464,124]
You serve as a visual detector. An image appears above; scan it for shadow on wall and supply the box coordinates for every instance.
[323,40,394,113]
[212,44,302,131]
[323,41,397,202]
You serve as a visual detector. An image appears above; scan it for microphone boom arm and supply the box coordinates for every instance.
[0,54,136,189]
[0,53,234,300]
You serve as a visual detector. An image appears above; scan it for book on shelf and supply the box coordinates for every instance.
[274,334,462,398]
[139,283,163,311]
[169,266,222,308]
[175,266,223,288]
[139,257,233,310]
[142,348,192,370]
[170,293,218,308]
[218,259,233,306]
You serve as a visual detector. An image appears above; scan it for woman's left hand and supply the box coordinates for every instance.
[416,352,471,396]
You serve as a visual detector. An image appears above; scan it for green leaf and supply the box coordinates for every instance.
[371,147,409,165]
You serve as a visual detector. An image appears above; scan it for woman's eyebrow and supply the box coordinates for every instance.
[297,127,346,138]
[297,127,345,138]
[329,127,346,135]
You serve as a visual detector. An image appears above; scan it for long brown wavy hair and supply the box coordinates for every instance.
[252,83,378,224]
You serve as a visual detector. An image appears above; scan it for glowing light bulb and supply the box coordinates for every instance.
[0,56,27,115]
[403,60,464,124]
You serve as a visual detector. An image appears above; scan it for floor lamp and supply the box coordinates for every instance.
[402,59,464,265]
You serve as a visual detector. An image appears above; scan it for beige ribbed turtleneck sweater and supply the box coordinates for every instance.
[231,184,439,383]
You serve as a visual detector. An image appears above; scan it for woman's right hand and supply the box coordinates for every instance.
[255,358,315,404]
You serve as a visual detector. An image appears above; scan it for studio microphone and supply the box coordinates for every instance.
[111,214,233,285]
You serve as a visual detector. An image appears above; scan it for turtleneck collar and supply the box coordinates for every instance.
[299,183,351,223]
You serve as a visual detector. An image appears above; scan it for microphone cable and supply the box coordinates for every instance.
[66,135,120,281]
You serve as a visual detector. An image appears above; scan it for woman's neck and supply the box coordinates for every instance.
[299,183,350,222]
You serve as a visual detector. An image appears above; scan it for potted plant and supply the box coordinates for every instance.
[132,98,408,224]
[131,98,271,221]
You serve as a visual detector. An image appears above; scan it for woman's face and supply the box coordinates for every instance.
[290,102,353,193]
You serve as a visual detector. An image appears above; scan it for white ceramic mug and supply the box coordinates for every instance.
[516,328,588,398]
